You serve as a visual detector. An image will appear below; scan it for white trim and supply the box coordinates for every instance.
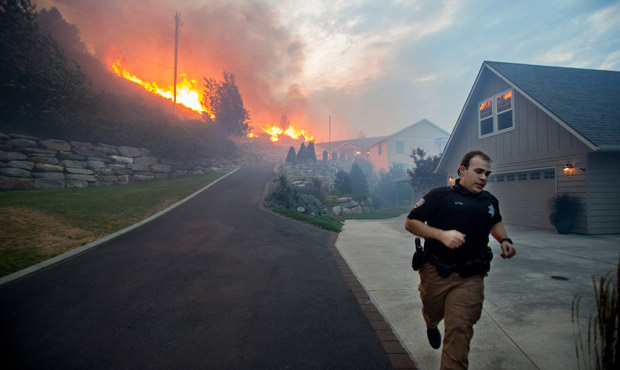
[478,88,516,139]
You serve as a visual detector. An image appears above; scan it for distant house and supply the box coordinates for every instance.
[436,61,620,234]
[316,119,449,174]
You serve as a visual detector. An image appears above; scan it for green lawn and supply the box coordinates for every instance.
[0,173,227,277]
[342,207,410,220]
[271,208,344,232]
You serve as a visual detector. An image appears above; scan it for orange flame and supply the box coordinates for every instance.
[260,124,314,142]
[110,60,315,142]
[479,100,491,111]
[111,60,214,117]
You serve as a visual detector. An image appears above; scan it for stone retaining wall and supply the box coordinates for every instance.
[0,132,236,191]
[272,161,375,215]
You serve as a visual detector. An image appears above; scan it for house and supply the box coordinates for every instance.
[316,119,449,174]
[436,61,620,234]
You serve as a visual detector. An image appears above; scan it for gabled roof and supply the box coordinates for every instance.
[438,61,620,171]
[386,118,449,141]
[486,61,620,149]
[315,136,388,152]
[316,119,449,151]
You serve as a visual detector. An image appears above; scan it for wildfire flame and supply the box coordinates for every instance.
[111,60,213,116]
[110,60,314,142]
[261,124,314,142]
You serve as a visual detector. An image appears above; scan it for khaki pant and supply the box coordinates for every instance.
[418,263,485,370]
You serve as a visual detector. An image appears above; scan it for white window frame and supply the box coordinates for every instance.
[478,88,516,139]
[395,141,405,153]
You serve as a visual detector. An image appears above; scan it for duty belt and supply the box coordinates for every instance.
[427,247,493,278]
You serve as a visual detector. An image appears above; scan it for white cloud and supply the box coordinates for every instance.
[414,75,437,83]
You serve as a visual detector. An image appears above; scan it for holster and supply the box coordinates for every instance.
[411,238,427,271]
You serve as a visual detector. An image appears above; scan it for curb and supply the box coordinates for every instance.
[0,168,240,287]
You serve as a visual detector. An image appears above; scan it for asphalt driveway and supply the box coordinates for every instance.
[0,164,393,370]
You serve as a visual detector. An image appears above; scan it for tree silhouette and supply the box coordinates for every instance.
[297,142,307,162]
[306,141,317,162]
[285,146,297,164]
[407,148,445,195]
[202,71,249,137]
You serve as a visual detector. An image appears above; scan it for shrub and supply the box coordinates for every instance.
[572,256,619,370]
[264,174,325,215]
[549,193,580,224]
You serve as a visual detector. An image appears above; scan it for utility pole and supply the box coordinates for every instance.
[328,115,332,192]
[173,12,183,112]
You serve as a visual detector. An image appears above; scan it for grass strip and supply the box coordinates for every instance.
[0,173,226,277]
[271,207,344,232]
[342,207,409,220]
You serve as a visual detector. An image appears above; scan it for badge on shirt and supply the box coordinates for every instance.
[413,198,425,209]
[488,203,495,218]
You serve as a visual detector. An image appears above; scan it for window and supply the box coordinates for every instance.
[507,174,515,182]
[395,141,404,153]
[518,173,527,181]
[530,172,540,180]
[496,175,504,182]
[378,144,382,156]
[479,89,514,137]
[488,175,494,183]
[544,170,555,179]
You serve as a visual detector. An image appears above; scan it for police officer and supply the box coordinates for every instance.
[405,150,516,370]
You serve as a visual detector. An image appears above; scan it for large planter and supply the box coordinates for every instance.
[553,219,574,234]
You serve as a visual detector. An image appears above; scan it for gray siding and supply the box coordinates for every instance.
[587,152,620,234]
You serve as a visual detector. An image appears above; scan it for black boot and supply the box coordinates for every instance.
[427,327,441,349]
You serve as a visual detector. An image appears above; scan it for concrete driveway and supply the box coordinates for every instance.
[335,217,620,370]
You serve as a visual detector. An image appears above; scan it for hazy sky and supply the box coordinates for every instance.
[36,0,620,141]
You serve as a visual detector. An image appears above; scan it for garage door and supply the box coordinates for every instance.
[485,169,556,229]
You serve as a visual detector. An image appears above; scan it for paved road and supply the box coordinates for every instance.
[0,164,393,370]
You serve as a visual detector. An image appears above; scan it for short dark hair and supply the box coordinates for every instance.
[458,150,491,176]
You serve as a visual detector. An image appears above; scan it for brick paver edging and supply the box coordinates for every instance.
[326,232,418,370]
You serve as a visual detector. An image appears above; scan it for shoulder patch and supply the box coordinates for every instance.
[413,198,425,209]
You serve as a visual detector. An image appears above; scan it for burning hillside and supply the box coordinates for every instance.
[110,58,315,143]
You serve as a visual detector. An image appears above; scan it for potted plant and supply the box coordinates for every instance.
[548,193,580,234]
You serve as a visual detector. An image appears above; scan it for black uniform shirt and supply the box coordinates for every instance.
[407,180,502,263]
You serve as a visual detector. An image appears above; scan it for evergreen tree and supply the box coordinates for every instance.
[334,170,353,194]
[285,146,297,164]
[306,141,317,162]
[349,163,369,194]
[297,142,307,162]
[407,148,445,195]
[202,71,249,137]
